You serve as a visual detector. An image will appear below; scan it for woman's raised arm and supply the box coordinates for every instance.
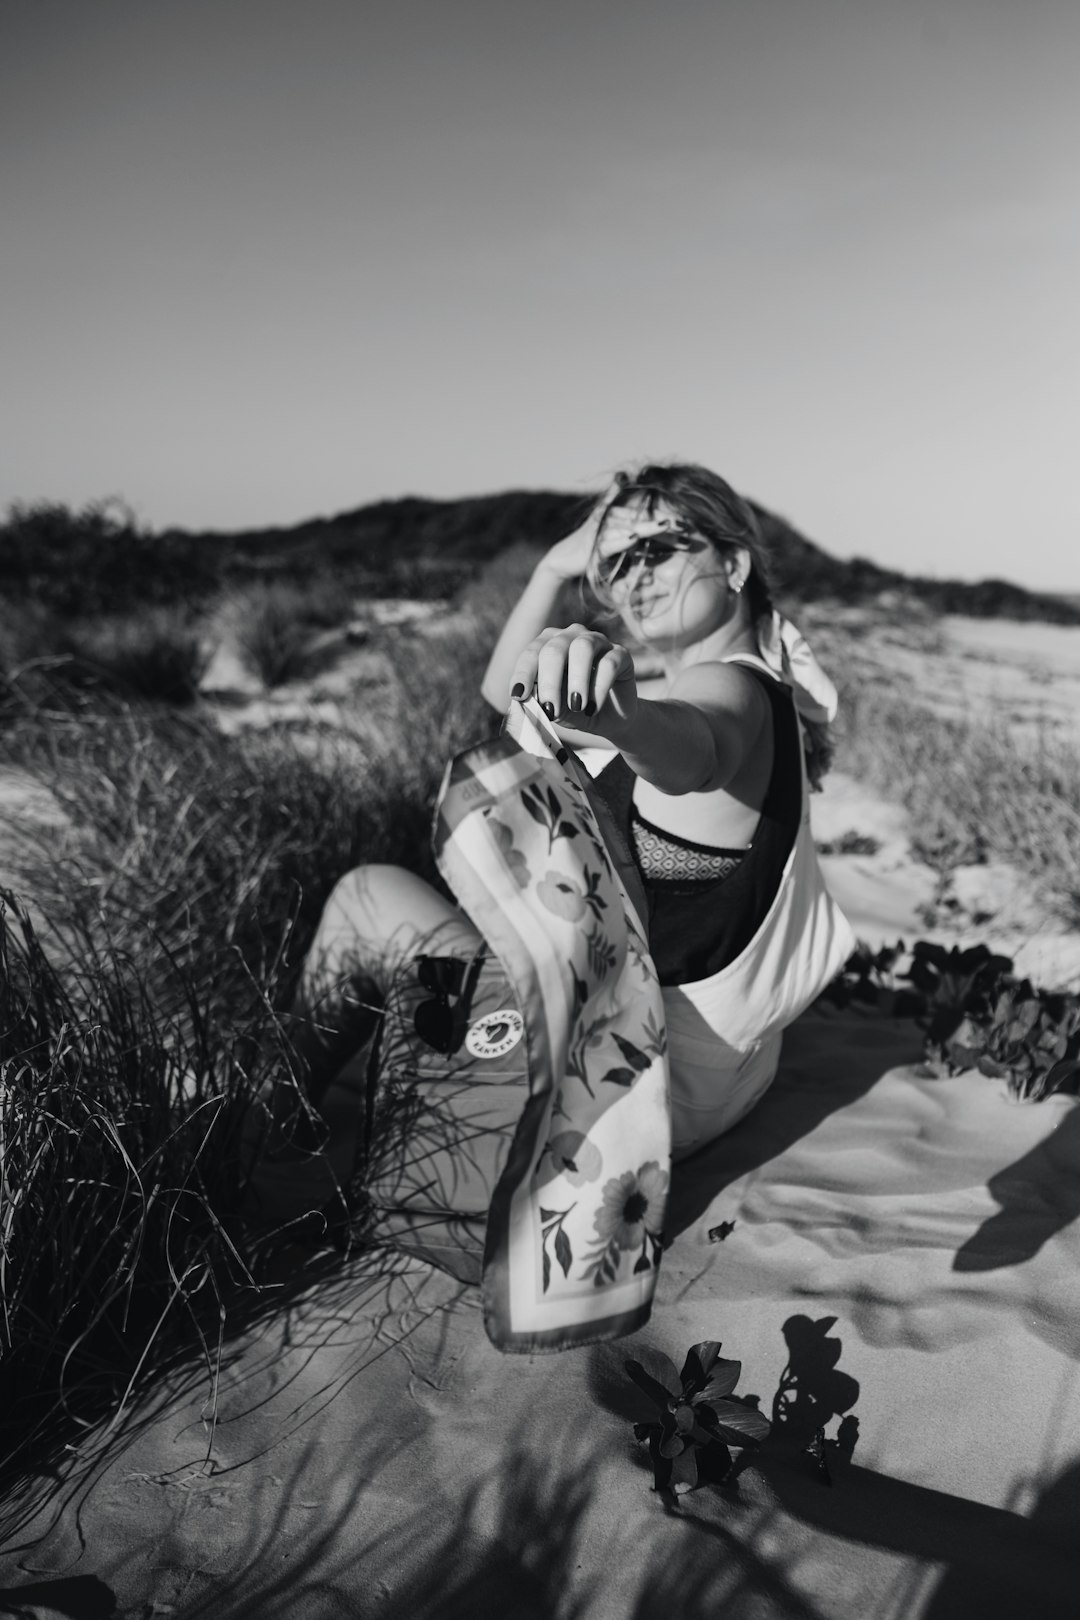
[480,490,619,711]
[480,556,573,711]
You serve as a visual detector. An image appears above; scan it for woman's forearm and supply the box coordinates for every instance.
[481,563,568,710]
[598,698,724,795]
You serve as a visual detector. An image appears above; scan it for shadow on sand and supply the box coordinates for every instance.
[953,1104,1080,1274]
[4,1301,1079,1619]
[0,1573,117,1618]
[664,1005,923,1241]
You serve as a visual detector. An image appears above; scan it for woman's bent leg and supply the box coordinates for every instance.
[244,865,484,1225]
[291,864,483,1103]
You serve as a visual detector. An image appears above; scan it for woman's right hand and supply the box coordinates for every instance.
[537,481,621,582]
[480,475,626,710]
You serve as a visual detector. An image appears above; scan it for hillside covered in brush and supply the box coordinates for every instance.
[2,490,1077,624]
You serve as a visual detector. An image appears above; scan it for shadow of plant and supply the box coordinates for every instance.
[771,1315,860,1450]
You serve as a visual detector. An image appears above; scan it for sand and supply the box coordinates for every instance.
[3,617,1080,1616]
[813,770,1080,991]
[3,1002,1078,1617]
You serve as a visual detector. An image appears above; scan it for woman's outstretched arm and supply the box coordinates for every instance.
[510,625,768,796]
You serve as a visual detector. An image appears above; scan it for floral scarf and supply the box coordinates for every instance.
[433,698,671,1353]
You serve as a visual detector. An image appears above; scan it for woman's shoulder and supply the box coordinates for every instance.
[666,655,774,718]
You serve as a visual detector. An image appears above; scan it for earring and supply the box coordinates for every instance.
[731,577,744,594]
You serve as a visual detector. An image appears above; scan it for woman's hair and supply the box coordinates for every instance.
[585,461,775,626]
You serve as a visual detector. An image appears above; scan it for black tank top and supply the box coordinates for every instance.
[590,670,801,986]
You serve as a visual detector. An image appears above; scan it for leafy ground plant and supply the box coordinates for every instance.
[625,1340,771,1495]
[827,940,1080,1102]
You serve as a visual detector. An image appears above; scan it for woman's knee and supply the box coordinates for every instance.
[323,864,443,939]
[324,863,411,927]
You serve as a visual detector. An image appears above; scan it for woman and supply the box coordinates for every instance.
[248,462,853,1288]
[480,461,853,1152]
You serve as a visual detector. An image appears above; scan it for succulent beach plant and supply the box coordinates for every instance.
[625,1340,771,1495]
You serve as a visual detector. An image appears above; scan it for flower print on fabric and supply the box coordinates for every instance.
[594,1162,668,1249]
[536,861,609,926]
[432,696,673,1349]
[520,782,580,852]
[563,1007,666,1102]
[583,1161,669,1287]
[545,1130,603,1187]
[488,818,530,889]
[537,870,588,923]
[624,922,658,985]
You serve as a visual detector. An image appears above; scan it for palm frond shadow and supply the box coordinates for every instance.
[115,1424,843,1620]
[0,1246,469,1554]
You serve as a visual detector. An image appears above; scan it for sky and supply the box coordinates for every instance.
[2,0,1078,589]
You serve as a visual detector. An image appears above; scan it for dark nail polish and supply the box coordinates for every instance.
[569,692,582,711]
[541,701,555,720]
[510,683,525,699]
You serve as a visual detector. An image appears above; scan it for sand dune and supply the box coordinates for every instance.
[813,768,1080,991]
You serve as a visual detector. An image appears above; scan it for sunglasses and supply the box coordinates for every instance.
[597,531,708,586]
[413,952,483,1055]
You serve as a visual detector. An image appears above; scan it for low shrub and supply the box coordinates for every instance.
[56,608,209,704]
[2,599,208,707]
[0,498,220,616]
[230,579,359,687]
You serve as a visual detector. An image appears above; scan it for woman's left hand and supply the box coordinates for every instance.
[509,623,638,738]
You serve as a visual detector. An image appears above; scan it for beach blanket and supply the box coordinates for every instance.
[434,698,671,1353]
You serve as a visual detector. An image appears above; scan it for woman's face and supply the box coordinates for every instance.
[598,496,741,648]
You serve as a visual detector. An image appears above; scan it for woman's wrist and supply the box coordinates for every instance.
[533,556,575,587]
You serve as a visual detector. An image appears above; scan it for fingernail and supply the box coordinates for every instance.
[510,683,525,699]
[569,692,583,711]
[541,701,555,720]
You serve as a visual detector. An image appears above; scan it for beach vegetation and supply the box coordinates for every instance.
[827,940,1080,1102]
[0,599,503,1477]
[229,579,357,687]
[626,1339,770,1495]
[833,680,1080,927]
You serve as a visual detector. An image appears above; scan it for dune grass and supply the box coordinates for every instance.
[833,672,1080,925]
[0,895,280,1461]
[789,596,1080,923]
[0,588,509,1476]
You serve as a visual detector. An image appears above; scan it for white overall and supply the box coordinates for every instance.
[660,650,856,1156]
